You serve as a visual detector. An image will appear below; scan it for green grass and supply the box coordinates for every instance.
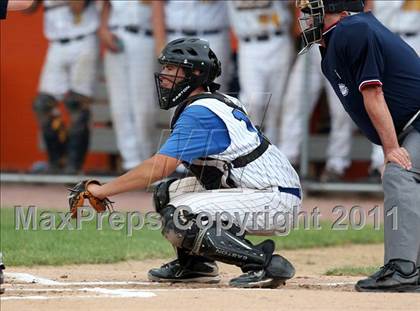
[0,207,384,266]
[325,266,379,276]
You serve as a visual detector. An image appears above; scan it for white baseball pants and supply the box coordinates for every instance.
[104,30,156,170]
[167,177,302,234]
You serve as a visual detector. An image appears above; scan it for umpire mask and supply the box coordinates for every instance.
[155,38,221,110]
[296,0,364,54]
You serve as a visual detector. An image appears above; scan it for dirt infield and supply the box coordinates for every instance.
[2,244,420,311]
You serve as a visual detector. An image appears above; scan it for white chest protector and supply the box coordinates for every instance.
[171,93,300,190]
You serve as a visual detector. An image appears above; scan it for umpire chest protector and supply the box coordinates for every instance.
[170,92,270,190]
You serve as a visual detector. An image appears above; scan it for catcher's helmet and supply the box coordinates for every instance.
[155,38,221,110]
[296,0,364,54]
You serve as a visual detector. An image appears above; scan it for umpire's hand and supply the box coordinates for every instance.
[385,147,412,170]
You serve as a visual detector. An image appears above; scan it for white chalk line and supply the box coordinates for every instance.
[323,282,355,286]
[5,287,278,292]
[7,272,355,288]
[1,295,155,301]
[3,271,356,301]
[6,273,151,286]
[1,287,156,300]
[1,287,280,301]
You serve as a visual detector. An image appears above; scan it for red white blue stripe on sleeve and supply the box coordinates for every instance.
[358,79,383,92]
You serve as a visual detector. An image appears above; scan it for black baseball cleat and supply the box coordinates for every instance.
[229,254,295,289]
[148,258,221,283]
[229,270,286,289]
[355,259,420,292]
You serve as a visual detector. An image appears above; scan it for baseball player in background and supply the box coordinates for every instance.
[30,0,99,174]
[227,0,294,143]
[278,44,353,182]
[151,0,231,92]
[368,0,420,182]
[297,0,420,292]
[99,0,156,171]
[82,38,301,288]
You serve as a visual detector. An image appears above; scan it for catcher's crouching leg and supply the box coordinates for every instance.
[159,205,295,288]
[148,180,220,283]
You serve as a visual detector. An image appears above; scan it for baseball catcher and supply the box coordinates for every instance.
[69,38,301,288]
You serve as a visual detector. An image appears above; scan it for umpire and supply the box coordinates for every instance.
[297,0,420,292]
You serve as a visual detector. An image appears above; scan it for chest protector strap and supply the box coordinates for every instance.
[170,92,271,189]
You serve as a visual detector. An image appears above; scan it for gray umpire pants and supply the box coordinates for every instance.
[383,127,420,267]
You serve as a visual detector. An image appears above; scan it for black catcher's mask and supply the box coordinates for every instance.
[296,0,364,54]
[155,38,222,110]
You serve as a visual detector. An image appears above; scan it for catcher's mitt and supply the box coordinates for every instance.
[67,180,113,218]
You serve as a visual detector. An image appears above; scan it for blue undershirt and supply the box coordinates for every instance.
[158,105,231,163]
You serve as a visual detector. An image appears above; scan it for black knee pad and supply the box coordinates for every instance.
[153,178,178,214]
[160,205,197,249]
[33,93,57,114]
[33,93,58,126]
[64,91,91,125]
[63,91,90,112]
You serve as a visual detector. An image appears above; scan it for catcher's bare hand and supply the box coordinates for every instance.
[86,182,103,199]
[68,180,113,218]
[385,147,412,170]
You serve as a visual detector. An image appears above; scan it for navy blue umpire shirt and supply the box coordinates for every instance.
[320,12,420,145]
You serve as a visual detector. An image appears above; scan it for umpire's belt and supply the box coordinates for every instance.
[231,137,270,168]
[166,28,223,36]
[241,30,284,42]
[110,25,153,36]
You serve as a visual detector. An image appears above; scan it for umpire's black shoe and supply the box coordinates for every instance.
[148,258,220,283]
[355,259,420,292]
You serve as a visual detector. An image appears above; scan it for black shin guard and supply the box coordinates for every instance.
[64,92,91,170]
[33,93,66,167]
[190,225,274,271]
[160,206,276,271]
[160,205,294,279]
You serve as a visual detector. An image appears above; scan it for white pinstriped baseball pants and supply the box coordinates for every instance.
[237,35,293,144]
[39,35,99,98]
[104,30,156,170]
[167,177,301,234]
